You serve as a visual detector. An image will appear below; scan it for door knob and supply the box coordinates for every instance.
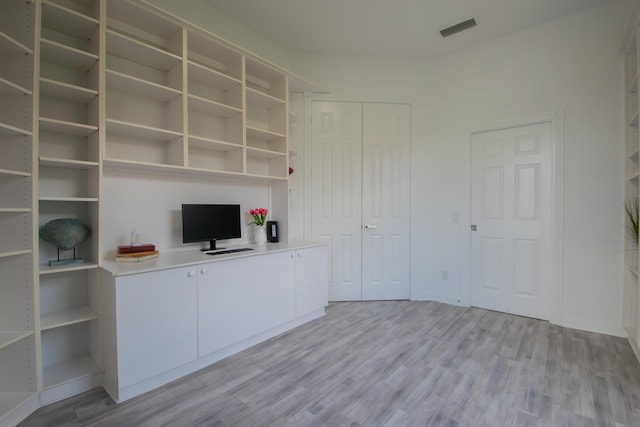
[363,224,377,230]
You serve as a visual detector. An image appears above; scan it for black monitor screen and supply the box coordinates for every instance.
[182,204,241,250]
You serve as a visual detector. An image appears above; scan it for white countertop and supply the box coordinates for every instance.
[102,240,326,277]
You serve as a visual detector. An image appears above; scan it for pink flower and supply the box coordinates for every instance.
[248,207,268,226]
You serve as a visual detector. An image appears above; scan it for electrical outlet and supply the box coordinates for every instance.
[442,270,449,280]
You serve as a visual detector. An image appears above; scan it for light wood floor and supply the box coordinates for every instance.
[18,301,640,426]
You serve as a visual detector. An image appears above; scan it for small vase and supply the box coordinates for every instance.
[254,225,267,244]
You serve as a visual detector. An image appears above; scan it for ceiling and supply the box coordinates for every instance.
[204,0,621,59]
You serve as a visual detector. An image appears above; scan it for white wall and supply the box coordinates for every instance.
[292,2,628,335]
[422,2,627,335]
[101,170,270,255]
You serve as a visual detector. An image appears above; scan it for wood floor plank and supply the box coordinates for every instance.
[17,301,640,427]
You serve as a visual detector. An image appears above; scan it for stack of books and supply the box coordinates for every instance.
[116,244,159,262]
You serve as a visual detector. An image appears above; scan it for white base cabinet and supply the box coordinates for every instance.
[102,244,327,403]
[102,266,198,396]
[296,246,330,318]
[198,251,296,356]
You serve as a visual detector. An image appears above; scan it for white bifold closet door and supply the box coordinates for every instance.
[311,101,411,301]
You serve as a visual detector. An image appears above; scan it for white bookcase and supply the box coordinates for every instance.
[0,0,38,424]
[0,0,321,423]
[624,26,640,359]
[36,0,103,405]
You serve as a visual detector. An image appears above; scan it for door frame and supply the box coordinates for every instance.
[302,94,417,299]
[461,111,565,325]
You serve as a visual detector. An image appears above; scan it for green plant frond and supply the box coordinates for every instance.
[625,198,639,245]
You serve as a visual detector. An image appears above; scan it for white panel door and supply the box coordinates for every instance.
[361,103,411,300]
[470,122,552,320]
[311,101,411,301]
[311,101,363,301]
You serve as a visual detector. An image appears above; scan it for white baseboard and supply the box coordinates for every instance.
[411,293,465,307]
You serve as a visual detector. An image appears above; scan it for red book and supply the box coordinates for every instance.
[117,244,156,254]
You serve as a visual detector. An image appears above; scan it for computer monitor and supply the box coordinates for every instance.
[181,204,241,251]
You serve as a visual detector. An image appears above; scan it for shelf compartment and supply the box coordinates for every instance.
[106,69,181,102]
[41,0,99,41]
[246,150,287,179]
[106,118,182,141]
[0,169,31,178]
[0,253,34,332]
[246,125,286,142]
[188,94,241,118]
[0,76,31,96]
[107,0,183,55]
[0,331,33,351]
[187,61,242,109]
[0,211,33,254]
[0,122,31,136]
[0,337,37,399]
[246,146,287,160]
[0,249,32,259]
[187,30,243,80]
[106,120,184,167]
[42,355,100,390]
[188,60,242,91]
[41,38,98,71]
[39,157,99,169]
[39,117,98,137]
[0,392,36,418]
[188,105,243,146]
[106,30,181,74]
[40,268,99,331]
[107,88,183,135]
[40,130,99,165]
[40,306,98,331]
[40,90,98,133]
[38,164,99,200]
[0,93,33,136]
[245,58,287,101]
[0,172,32,210]
[38,201,99,272]
[246,87,286,109]
[0,30,32,56]
[41,322,100,389]
[39,262,99,276]
[0,28,33,92]
[187,138,244,173]
[246,98,287,136]
[40,78,98,103]
[247,134,287,154]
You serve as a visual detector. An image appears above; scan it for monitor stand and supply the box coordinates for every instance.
[200,239,225,252]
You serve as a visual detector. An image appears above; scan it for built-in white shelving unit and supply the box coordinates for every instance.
[37,0,103,408]
[0,0,321,423]
[0,0,37,425]
[624,25,640,361]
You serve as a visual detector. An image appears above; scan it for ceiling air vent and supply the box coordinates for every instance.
[439,18,477,38]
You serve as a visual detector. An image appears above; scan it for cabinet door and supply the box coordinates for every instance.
[115,267,198,388]
[198,252,296,356]
[296,246,329,317]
